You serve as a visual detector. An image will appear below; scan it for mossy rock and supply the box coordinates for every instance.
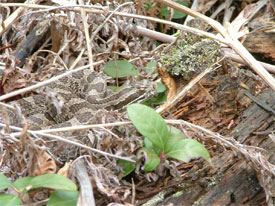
[160,33,220,81]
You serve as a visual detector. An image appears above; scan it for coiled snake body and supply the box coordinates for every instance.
[2,68,156,132]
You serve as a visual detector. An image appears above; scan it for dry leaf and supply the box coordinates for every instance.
[157,67,177,101]
[57,161,72,177]
[33,151,56,176]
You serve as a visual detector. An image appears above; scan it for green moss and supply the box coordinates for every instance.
[160,33,219,80]
[141,190,166,206]
[193,196,204,205]
[171,190,185,198]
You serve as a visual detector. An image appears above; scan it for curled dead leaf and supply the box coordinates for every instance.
[33,151,56,176]
[57,161,72,177]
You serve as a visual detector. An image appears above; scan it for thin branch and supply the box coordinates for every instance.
[0,0,40,35]
[78,0,94,71]
[156,63,222,114]
[91,2,133,41]
[0,123,135,163]
[25,121,131,134]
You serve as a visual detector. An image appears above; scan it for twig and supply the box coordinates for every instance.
[156,63,222,114]
[0,3,229,44]
[2,116,273,175]
[0,60,103,102]
[39,49,69,70]
[131,178,136,204]
[210,0,232,21]
[138,28,275,73]
[222,1,234,25]
[0,102,15,110]
[78,0,94,71]
[69,48,85,70]
[183,0,198,24]
[91,2,133,41]
[0,3,103,12]
[223,51,275,74]
[26,121,131,134]
[73,159,95,206]
[130,27,275,74]
[0,0,40,35]
[0,123,135,163]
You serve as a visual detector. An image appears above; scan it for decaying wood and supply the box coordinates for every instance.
[13,20,50,67]
[244,31,275,60]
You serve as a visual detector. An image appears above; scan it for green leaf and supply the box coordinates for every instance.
[161,1,188,19]
[144,137,161,155]
[0,194,22,206]
[144,137,153,150]
[146,61,157,73]
[0,173,13,191]
[145,2,152,11]
[127,104,169,150]
[155,41,161,47]
[104,60,138,78]
[144,93,167,105]
[137,148,161,172]
[156,82,166,93]
[173,1,188,19]
[161,5,170,17]
[31,174,77,191]
[143,83,166,105]
[165,126,185,153]
[14,174,77,192]
[13,176,33,192]
[117,160,135,177]
[47,190,78,206]
[108,85,122,92]
[166,139,210,162]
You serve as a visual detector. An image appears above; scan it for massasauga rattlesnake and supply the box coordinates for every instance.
[1,68,157,133]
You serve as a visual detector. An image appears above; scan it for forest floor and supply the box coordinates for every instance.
[0,0,274,206]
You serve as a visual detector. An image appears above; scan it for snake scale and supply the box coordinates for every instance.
[2,68,156,133]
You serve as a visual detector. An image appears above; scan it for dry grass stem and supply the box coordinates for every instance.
[0,102,16,110]
[0,0,40,35]
[0,3,231,44]
[32,121,132,134]
[0,123,135,163]
[90,2,133,41]
[79,0,94,71]
[156,64,222,114]
[69,49,85,70]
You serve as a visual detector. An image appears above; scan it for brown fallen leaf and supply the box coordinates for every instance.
[57,161,72,177]
[33,151,56,176]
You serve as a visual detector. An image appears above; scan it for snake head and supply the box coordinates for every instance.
[134,79,158,97]
[124,79,158,106]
